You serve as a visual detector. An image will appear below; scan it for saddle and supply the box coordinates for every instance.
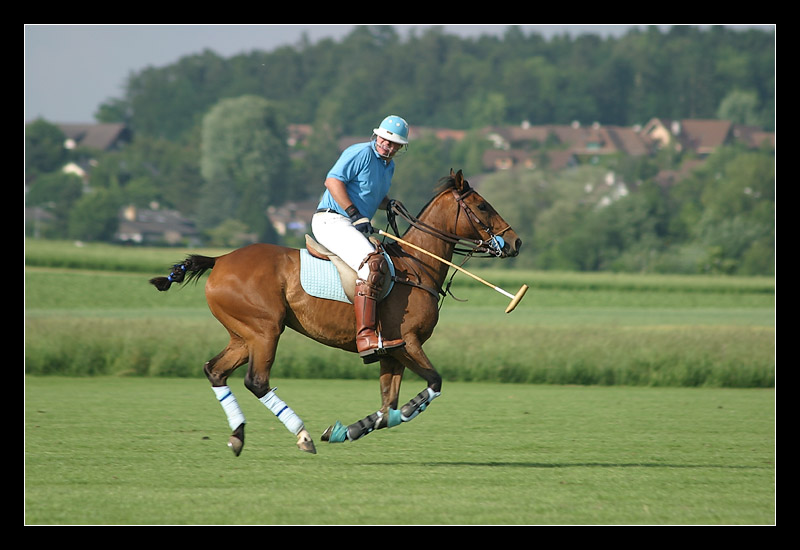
[302,235,394,303]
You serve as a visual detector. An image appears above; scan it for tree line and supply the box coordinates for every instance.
[25,25,775,275]
[97,25,775,140]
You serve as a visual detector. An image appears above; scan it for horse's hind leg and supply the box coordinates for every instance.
[204,336,250,456]
[243,333,317,454]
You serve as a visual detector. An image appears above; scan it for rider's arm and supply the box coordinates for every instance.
[325,177,372,233]
[324,177,356,212]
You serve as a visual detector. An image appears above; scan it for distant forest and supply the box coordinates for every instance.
[95,25,775,141]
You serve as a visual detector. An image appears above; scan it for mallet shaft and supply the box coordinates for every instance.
[495,287,515,300]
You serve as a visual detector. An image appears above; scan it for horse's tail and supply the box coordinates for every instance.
[149,254,217,292]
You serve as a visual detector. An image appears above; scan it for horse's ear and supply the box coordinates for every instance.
[450,168,456,178]
[455,169,468,191]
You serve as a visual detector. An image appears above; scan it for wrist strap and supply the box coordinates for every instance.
[345,205,360,221]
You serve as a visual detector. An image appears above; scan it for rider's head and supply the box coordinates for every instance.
[373,115,409,159]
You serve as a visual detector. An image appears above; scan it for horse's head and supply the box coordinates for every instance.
[438,169,523,258]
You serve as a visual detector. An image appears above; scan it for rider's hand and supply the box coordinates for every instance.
[346,205,373,234]
[352,217,373,234]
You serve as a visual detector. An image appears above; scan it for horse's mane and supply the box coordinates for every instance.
[406,172,471,222]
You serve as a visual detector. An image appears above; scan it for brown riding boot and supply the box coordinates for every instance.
[354,282,404,358]
[354,251,404,359]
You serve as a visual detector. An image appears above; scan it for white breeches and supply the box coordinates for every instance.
[311,212,376,280]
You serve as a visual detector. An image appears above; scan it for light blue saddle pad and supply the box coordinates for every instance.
[299,249,394,304]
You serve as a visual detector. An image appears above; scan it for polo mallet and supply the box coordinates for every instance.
[378,230,529,313]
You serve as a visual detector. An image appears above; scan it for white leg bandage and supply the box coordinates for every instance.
[212,385,246,431]
[259,389,305,435]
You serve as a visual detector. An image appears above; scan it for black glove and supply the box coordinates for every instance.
[346,205,373,235]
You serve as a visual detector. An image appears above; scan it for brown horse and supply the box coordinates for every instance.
[149,170,522,455]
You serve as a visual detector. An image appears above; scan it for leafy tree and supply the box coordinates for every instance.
[667,146,774,274]
[119,50,230,140]
[94,98,131,125]
[25,119,68,182]
[450,130,493,179]
[67,187,121,241]
[288,120,343,202]
[717,89,761,126]
[205,219,252,248]
[501,56,560,124]
[694,149,774,273]
[465,92,508,127]
[89,136,203,215]
[25,171,84,238]
[593,180,671,271]
[197,95,289,243]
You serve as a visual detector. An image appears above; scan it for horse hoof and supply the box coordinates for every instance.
[297,439,317,454]
[321,421,348,443]
[228,435,244,456]
[296,429,317,454]
[227,424,245,456]
[320,425,332,442]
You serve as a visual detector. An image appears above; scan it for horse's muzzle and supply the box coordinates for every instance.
[502,238,522,258]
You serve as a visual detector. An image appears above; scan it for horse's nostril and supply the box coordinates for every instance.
[515,238,523,253]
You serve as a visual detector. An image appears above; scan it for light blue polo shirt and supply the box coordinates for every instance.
[317,141,394,219]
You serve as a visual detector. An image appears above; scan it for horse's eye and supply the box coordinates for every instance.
[477,203,488,211]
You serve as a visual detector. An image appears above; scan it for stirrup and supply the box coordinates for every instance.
[358,333,404,358]
[359,343,405,364]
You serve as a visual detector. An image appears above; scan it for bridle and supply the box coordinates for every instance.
[383,179,513,306]
[386,184,511,259]
[451,187,512,258]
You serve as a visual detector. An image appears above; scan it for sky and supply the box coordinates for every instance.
[24,24,773,124]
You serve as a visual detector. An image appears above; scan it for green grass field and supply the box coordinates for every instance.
[24,253,775,386]
[24,239,776,524]
[25,376,774,525]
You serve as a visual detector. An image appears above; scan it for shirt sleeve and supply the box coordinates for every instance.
[326,143,370,182]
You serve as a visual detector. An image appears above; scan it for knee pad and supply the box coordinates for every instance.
[361,251,388,292]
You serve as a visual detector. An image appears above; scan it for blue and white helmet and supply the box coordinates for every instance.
[373,115,409,145]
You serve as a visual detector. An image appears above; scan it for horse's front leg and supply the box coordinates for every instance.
[379,356,405,410]
[391,341,442,423]
[322,343,441,443]
[321,356,405,442]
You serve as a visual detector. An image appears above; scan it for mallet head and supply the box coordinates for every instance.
[505,284,529,313]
